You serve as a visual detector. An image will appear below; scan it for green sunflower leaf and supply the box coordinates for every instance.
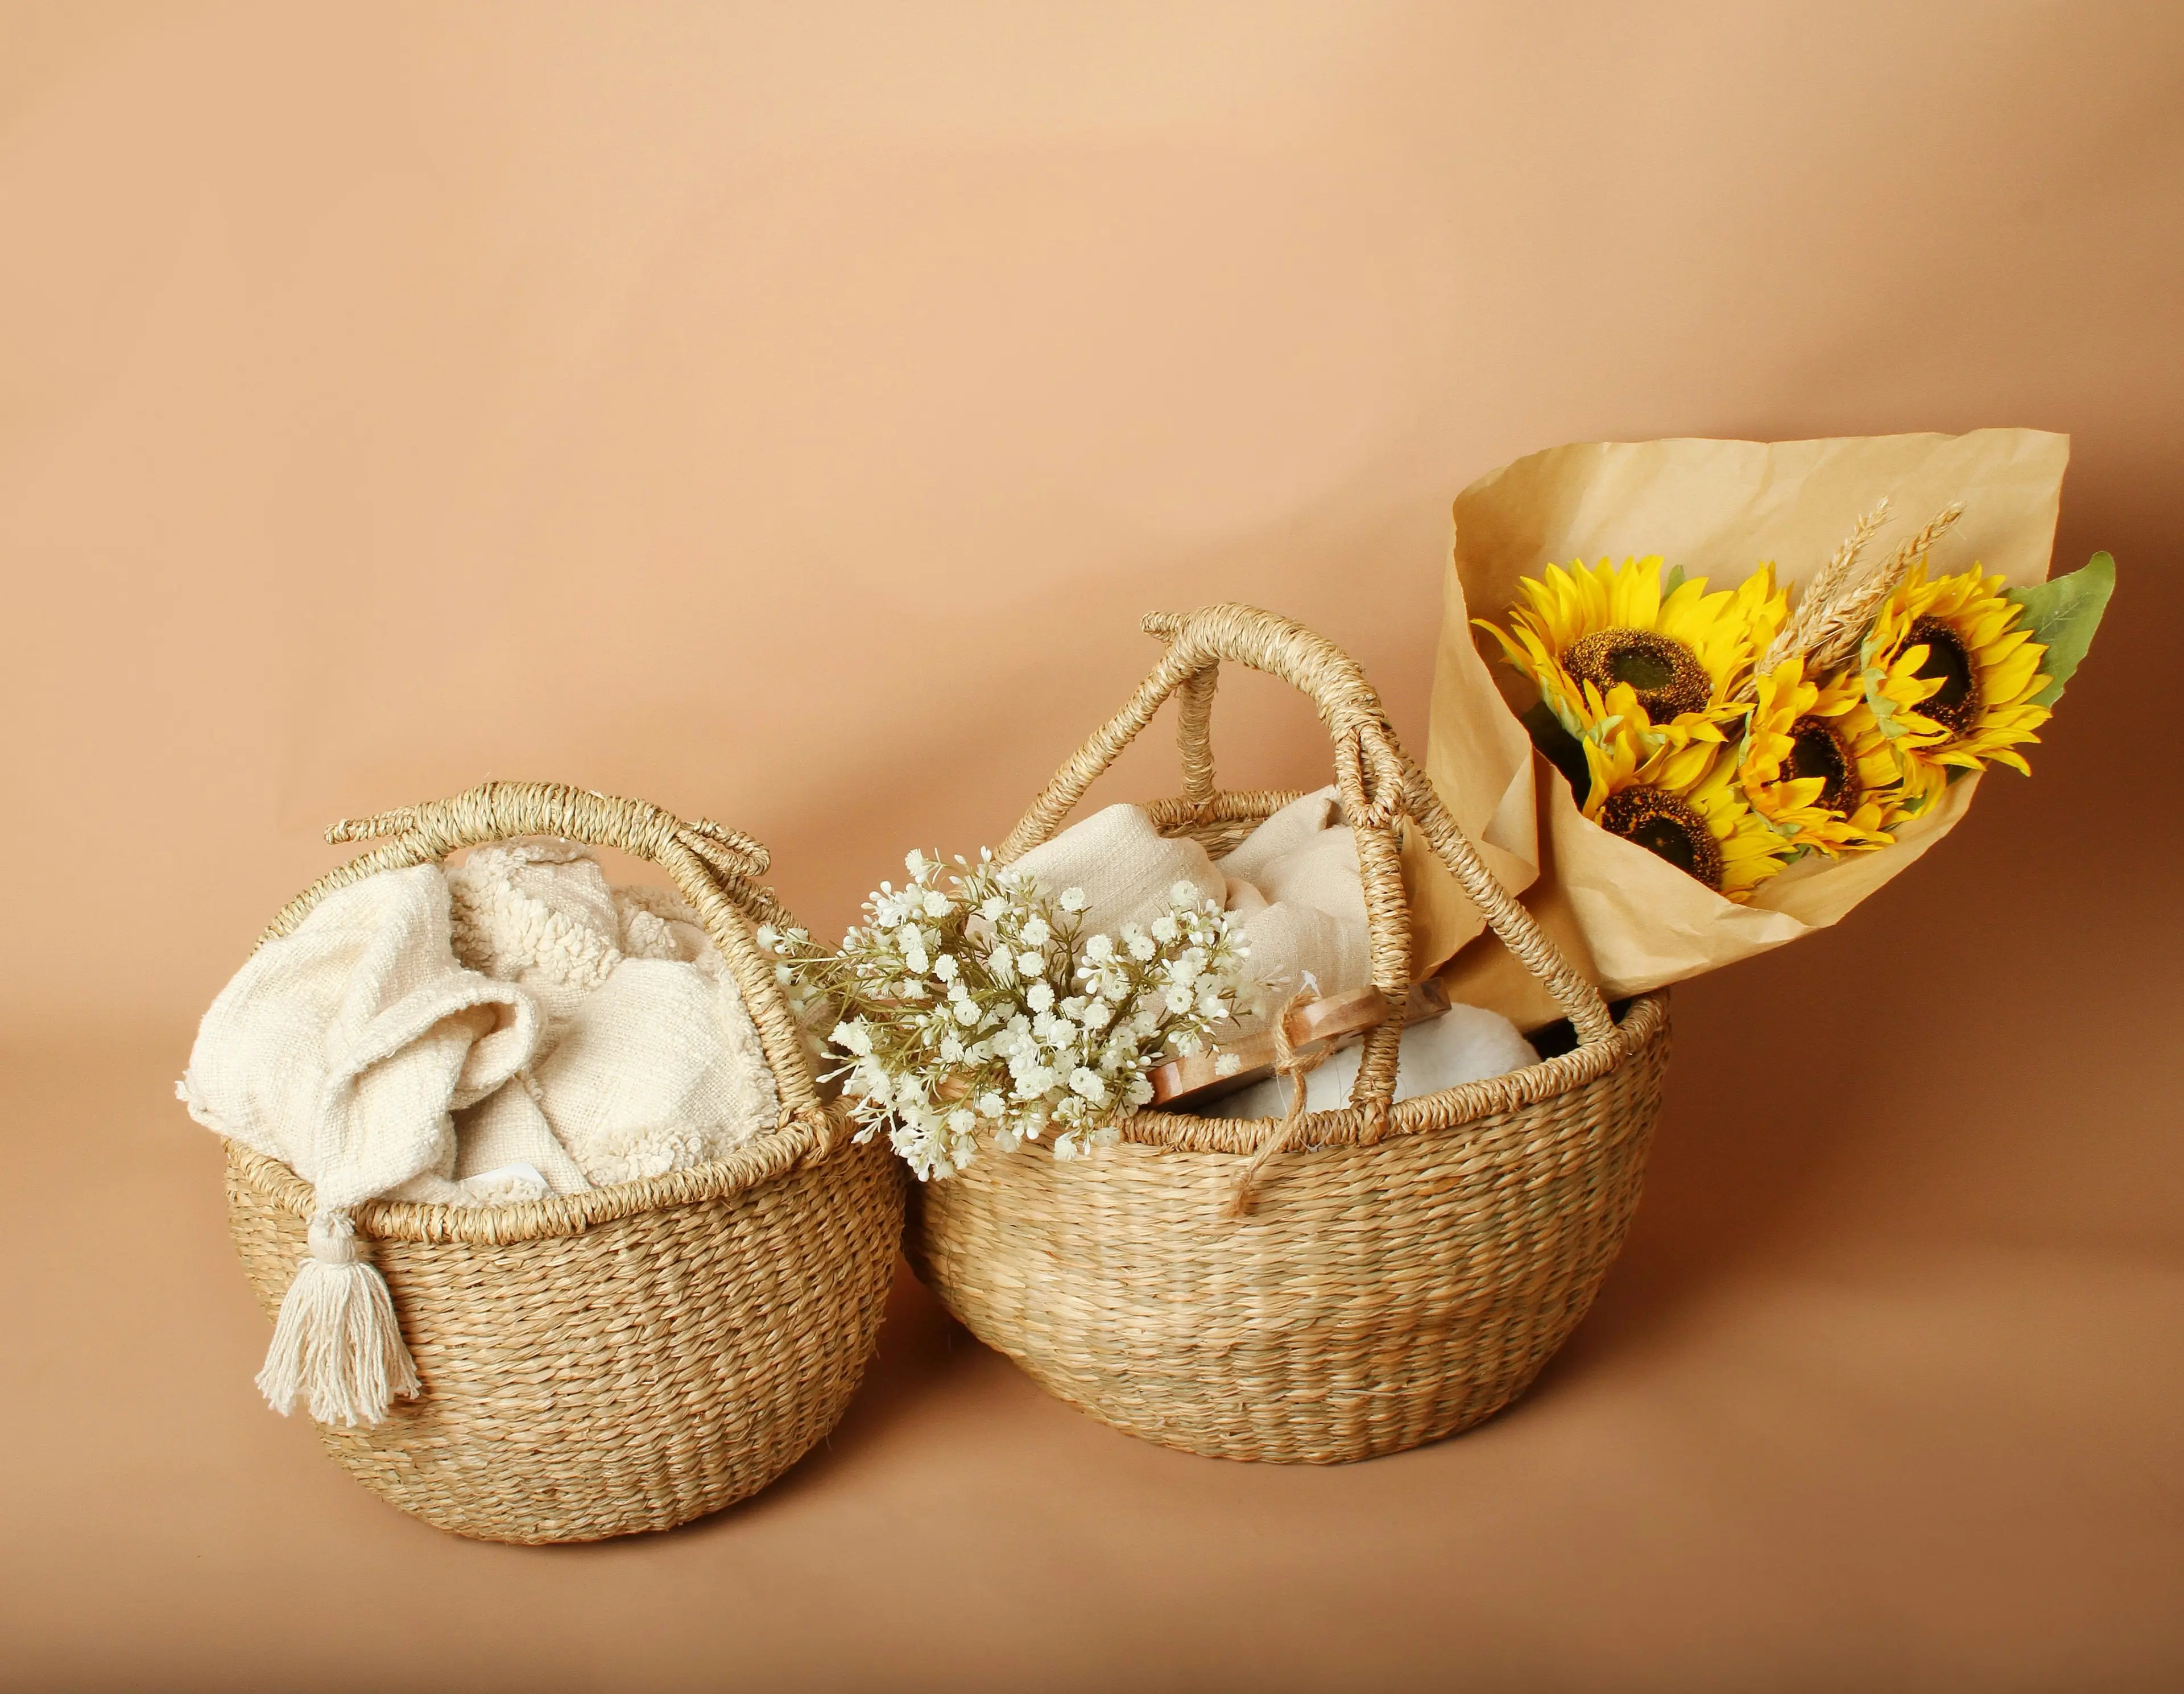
[2008,552,2115,708]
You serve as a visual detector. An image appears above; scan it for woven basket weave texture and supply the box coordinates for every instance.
[911,604,1670,1463]
[218,781,903,1542]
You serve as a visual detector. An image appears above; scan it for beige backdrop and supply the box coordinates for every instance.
[3,4,2179,1689]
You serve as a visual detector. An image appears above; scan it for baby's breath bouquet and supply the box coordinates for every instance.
[767,850,1251,1180]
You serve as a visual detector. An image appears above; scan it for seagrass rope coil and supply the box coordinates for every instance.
[222,780,903,1542]
[913,604,1670,1464]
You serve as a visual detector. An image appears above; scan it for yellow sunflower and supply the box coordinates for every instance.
[1477,555,1788,745]
[1737,659,1917,854]
[1860,563,2051,790]
[1579,684,1796,901]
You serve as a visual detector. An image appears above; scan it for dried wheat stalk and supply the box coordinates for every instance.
[1801,502,1963,674]
[1738,499,1964,697]
[1754,498,1892,681]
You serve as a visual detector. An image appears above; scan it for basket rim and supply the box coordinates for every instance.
[222,1101,873,1245]
[1107,990,1668,1156]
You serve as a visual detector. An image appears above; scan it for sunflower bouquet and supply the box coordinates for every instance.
[1410,429,2112,1020]
[1475,503,2112,904]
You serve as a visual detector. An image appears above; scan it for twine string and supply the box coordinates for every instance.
[1225,985,1329,1218]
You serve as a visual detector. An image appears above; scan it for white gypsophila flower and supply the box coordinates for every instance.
[1214,1051,1243,1079]
[905,850,932,878]
[788,844,1251,1185]
[1169,880,1199,906]
[1059,886,1087,912]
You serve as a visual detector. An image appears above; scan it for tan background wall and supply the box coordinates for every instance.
[3,4,2179,1688]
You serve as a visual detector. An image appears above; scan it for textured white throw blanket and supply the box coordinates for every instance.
[444,841,779,1189]
[181,865,544,1212]
[181,839,780,1425]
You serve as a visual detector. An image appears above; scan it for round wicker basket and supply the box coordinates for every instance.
[911,605,1670,1464]
[218,782,903,1542]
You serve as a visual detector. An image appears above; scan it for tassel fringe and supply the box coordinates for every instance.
[255,1209,420,1427]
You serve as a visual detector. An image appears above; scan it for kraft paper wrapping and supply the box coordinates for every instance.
[1415,429,2070,1030]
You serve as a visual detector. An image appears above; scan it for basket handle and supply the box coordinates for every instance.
[263,780,828,1137]
[996,604,1614,1117]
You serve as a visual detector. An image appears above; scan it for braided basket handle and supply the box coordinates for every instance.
[262,780,828,1137]
[997,605,1614,1115]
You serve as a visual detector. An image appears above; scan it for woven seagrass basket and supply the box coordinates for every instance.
[221,781,903,1542]
[911,604,1670,1464]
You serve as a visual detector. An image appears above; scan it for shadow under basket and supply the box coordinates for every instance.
[908,604,1673,1464]
[214,781,905,1543]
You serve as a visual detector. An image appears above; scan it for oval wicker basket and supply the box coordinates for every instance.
[220,782,903,1542]
[911,604,1670,1464]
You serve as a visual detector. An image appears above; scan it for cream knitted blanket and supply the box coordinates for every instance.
[181,839,779,1426]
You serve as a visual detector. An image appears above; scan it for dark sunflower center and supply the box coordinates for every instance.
[1599,787,1723,890]
[1909,615,1981,736]
[1565,627,1713,720]
[1784,715,1859,813]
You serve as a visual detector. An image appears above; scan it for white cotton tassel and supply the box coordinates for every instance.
[255,1210,421,1427]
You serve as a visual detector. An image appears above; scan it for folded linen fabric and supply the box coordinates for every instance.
[1004,790,1375,1018]
[1205,1000,1540,1120]
[1213,787,1372,1010]
[1006,802,1227,937]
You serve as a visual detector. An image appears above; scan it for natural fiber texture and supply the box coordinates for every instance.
[915,605,1668,1463]
[219,780,903,1541]
[1223,984,1330,1218]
